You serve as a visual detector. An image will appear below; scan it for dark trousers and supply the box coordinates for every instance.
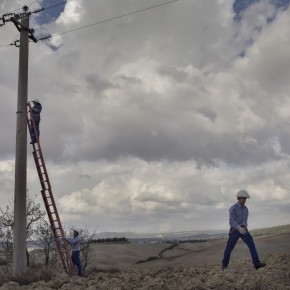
[71,251,83,276]
[222,229,260,267]
[30,117,40,143]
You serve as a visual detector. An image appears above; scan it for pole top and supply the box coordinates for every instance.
[22,6,29,12]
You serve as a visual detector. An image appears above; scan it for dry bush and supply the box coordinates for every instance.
[86,265,121,276]
[29,248,61,269]
[0,257,7,266]
[0,266,10,286]
[3,265,56,286]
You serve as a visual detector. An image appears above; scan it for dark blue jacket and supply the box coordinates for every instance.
[32,102,42,120]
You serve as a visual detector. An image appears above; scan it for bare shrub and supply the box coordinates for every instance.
[9,265,55,286]
[0,256,7,266]
[0,191,45,266]
[86,265,121,276]
[33,220,57,266]
[0,266,10,286]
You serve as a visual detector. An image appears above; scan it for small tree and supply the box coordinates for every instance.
[0,191,45,264]
[33,220,56,266]
[80,226,98,272]
[0,201,14,255]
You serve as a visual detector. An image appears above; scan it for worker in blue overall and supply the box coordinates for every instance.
[221,190,266,270]
[30,99,42,144]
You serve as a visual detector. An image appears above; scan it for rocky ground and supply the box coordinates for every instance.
[1,253,289,290]
[1,229,290,289]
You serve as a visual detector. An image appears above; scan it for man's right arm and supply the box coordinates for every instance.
[68,236,80,245]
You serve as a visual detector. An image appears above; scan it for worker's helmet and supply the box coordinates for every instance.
[32,98,40,104]
[236,189,250,199]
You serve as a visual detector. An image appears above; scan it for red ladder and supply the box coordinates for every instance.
[27,102,75,275]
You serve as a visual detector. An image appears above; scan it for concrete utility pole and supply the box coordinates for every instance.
[0,6,38,276]
[12,13,30,276]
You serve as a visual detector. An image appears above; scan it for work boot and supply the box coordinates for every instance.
[221,265,227,271]
[255,262,266,270]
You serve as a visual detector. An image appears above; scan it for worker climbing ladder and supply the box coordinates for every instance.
[27,102,75,275]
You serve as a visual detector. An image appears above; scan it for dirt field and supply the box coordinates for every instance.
[89,232,290,269]
[1,231,289,289]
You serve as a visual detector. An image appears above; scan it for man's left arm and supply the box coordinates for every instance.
[244,207,249,231]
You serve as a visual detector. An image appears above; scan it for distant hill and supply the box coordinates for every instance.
[93,224,290,243]
[24,224,290,249]
[251,224,290,236]
[93,229,228,243]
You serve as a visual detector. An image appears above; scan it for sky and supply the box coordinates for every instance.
[1,0,290,234]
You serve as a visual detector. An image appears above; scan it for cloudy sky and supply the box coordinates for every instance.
[1,0,290,234]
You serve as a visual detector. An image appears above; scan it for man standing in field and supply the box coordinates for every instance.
[221,190,266,270]
[66,229,83,276]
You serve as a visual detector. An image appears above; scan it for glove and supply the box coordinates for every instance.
[237,226,247,235]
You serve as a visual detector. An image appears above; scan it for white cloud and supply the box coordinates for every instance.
[56,0,83,25]
[54,157,290,232]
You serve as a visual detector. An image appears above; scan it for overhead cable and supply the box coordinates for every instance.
[1,0,179,47]
[50,0,179,37]
[0,43,13,48]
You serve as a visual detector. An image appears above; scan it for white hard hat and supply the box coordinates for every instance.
[32,98,40,103]
[236,190,250,198]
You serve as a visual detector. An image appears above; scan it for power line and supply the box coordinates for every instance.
[0,43,12,48]
[51,0,178,37]
[31,0,76,14]
[1,0,179,47]
[0,0,75,15]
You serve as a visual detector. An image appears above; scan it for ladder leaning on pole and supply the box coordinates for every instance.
[27,102,75,275]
